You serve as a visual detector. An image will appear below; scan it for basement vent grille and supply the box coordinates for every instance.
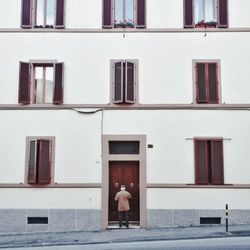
[200,217,221,225]
[27,217,48,224]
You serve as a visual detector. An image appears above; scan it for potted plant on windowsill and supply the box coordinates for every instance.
[195,20,217,28]
[114,19,135,29]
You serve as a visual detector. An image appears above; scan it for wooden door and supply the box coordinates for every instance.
[109,161,139,222]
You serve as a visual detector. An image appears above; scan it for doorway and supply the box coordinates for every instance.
[101,135,146,229]
[109,161,139,223]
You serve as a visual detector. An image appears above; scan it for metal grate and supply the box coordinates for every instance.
[27,217,48,224]
[200,217,221,225]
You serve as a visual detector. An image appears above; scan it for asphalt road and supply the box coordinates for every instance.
[4,237,250,250]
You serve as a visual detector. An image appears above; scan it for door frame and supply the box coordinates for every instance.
[102,135,147,229]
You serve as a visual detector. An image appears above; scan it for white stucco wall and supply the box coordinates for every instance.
[0,0,250,29]
[0,109,249,185]
[0,1,250,213]
[0,188,101,209]
[0,110,102,183]
[147,188,250,209]
[103,110,250,184]
[65,0,102,29]
[0,1,21,28]
[0,32,250,104]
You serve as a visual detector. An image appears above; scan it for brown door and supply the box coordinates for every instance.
[109,161,139,222]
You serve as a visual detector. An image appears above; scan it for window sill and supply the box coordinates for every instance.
[195,24,217,28]
[33,25,55,29]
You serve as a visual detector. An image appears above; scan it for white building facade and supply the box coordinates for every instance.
[0,0,250,233]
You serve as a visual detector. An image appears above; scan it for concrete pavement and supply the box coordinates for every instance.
[1,224,250,248]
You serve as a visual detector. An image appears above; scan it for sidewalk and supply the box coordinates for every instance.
[1,224,250,248]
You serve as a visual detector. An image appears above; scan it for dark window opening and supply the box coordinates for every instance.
[200,217,221,224]
[109,141,140,154]
[27,217,48,224]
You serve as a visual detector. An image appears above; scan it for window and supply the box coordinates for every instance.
[26,137,54,185]
[195,62,219,104]
[21,0,65,29]
[103,0,146,29]
[114,0,134,28]
[184,0,228,28]
[111,60,138,104]
[18,61,64,104]
[194,0,217,25]
[109,141,140,154]
[195,139,224,185]
[35,0,55,28]
[34,65,54,103]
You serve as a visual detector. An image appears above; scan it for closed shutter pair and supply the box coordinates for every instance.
[184,0,228,28]
[18,62,64,104]
[195,139,224,185]
[196,63,218,103]
[28,139,51,184]
[21,0,65,28]
[103,0,146,28]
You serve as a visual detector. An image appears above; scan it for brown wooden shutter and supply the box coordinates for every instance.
[195,140,208,184]
[37,140,51,184]
[211,140,224,184]
[208,63,218,103]
[53,62,64,104]
[136,0,146,28]
[55,0,65,28]
[218,0,228,28]
[113,62,123,103]
[18,62,31,104]
[196,63,207,103]
[21,0,32,28]
[184,0,194,28]
[28,140,37,184]
[125,61,136,103]
[103,0,112,28]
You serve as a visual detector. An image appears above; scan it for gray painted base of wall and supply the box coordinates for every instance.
[1,209,250,233]
[147,209,250,228]
[0,209,101,234]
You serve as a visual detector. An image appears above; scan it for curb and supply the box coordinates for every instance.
[1,231,250,249]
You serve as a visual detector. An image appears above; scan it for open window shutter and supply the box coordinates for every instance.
[211,140,224,184]
[218,0,228,28]
[103,0,112,28]
[196,63,207,103]
[53,62,64,104]
[55,0,65,28]
[18,62,31,104]
[21,0,32,28]
[136,0,146,28]
[195,140,208,184]
[113,62,123,103]
[125,61,136,103]
[208,63,218,103]
[28,140,37,184]
[184,0,194,28]
[37,140,51,184]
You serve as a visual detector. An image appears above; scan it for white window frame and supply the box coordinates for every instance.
[29,60,57,104]
[33,0,56,28]
[113,0,136,28]
[194,0,218,24]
